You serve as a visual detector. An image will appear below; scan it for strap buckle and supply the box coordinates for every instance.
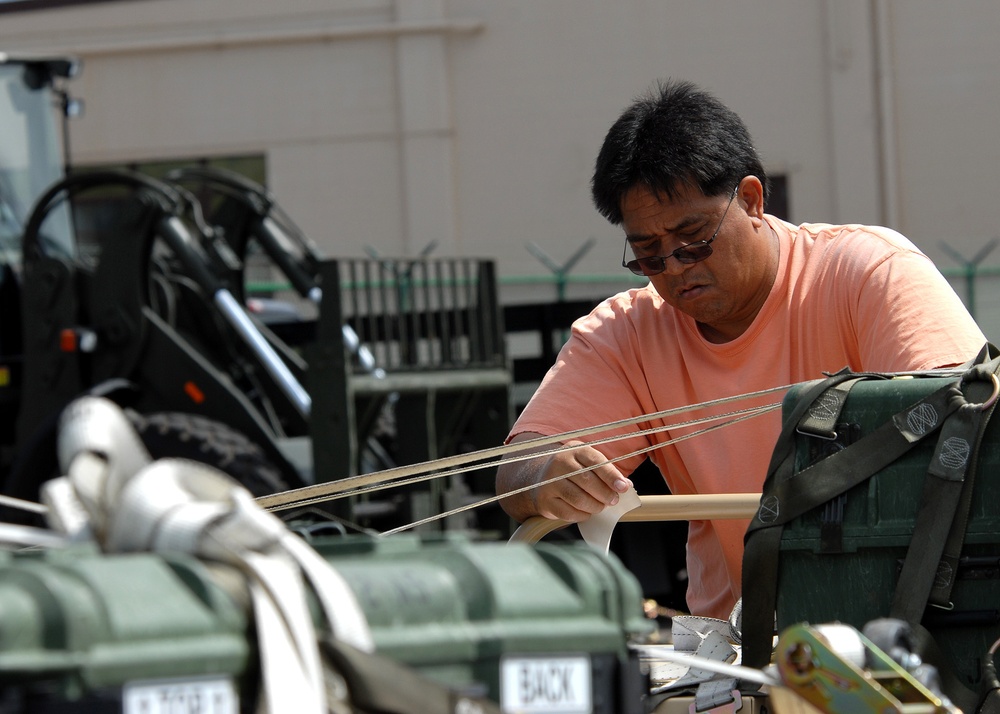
[689,689,743,713]
[963,371,1000,411]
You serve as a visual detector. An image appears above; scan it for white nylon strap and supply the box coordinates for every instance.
[671,615,738,653]
[42,395,375,714]
[51,397,152,542]
[246,551,326,713]
[642,611,746,710]
[280,531,376,652]
[669,626,738,690]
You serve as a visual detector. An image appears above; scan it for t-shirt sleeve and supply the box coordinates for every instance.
[508,302,654,477]
[852,247,987,371]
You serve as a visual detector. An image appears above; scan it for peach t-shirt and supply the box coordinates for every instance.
[510,216,987,619]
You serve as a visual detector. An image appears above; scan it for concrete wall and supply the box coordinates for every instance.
[2,0,1000,334]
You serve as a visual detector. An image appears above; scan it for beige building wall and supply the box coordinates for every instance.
[2,0,1000,333]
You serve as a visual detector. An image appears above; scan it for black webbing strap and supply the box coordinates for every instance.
[320,636,504,714]
[890,374,994,621]
[935,345,1000,611]
[794,376,868,439]
[979,652,1000,714]
[931,362,1000,608]
[740,375,965,670]
[797,376,880,555]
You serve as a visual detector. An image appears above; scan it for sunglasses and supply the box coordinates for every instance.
[622,185,739,277]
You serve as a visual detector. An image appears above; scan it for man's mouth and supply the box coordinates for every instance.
[676,283,706,300]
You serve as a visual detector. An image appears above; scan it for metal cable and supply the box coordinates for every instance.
[271,400,780,516]
[256,381,799,512]
[382,401,780,535]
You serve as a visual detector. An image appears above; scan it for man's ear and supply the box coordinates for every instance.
[738,176,766,220]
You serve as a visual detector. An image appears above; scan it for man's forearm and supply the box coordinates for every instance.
[496,432,551,522]
[496,457,544,523]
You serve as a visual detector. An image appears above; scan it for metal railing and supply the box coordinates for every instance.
[333,257,506,373]
[249,261,1000,334]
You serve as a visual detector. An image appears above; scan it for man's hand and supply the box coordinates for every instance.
[496,433,633,523]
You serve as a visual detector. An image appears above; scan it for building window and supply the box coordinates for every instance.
[766,174,789,221]
[69,154,266,257]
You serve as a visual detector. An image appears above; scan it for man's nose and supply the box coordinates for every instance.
[662,255,690,276]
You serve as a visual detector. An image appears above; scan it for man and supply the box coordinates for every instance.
[496,79,987,620]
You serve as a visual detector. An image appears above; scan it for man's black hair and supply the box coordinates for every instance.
[591,79,769,225]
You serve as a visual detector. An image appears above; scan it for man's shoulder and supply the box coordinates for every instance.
[781,218,922,255]
[586,284,661,318]
[571,284,674,342]
[773,218,927,275]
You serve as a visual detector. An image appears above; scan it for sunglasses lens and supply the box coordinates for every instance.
[624,239,714,275]
[674,243,713,264]
[626,257,664,276]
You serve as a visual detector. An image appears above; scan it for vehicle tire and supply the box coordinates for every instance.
[127,410,290,497]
